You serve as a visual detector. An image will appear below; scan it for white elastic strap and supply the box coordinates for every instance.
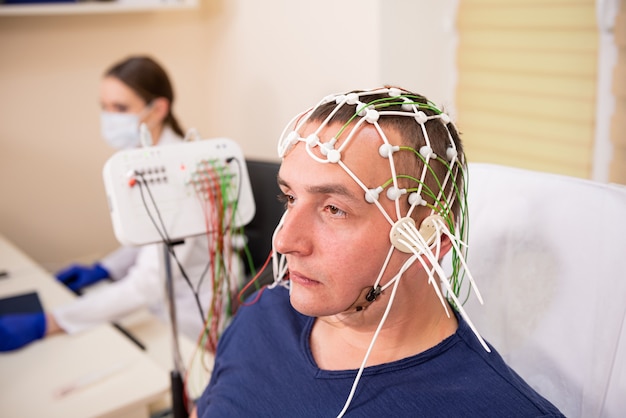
[396,218,490,352]
[336,256,413,418]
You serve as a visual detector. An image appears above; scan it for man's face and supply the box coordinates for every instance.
[274,121,409,318]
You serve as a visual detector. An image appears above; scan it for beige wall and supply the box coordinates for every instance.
[0,0,456,271]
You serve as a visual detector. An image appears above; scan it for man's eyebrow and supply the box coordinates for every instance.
[277,175,361,201]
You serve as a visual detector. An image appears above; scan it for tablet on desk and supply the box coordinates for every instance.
[0,291,43,315]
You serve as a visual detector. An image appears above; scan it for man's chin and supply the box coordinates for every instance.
[288,286,332,317]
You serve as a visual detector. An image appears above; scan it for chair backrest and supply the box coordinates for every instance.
[461,163,626,418]
[243,159,284,275]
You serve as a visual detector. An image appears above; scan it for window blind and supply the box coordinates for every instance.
[455,0,598,178]
[609,1,626,183]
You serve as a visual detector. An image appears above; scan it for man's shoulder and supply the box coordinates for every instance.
[217,285,307,356]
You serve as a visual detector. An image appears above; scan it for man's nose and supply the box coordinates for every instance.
[273,208,312,256]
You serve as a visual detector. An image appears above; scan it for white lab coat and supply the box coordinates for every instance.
[53,127,241,340]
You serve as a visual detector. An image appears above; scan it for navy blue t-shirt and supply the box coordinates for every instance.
[196,286,563,417]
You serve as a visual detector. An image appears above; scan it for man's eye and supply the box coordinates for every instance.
[277,194,294,208]
[326,205,346,217]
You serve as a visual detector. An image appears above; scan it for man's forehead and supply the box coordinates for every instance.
[279,140,390,200]
[278,171,362,201]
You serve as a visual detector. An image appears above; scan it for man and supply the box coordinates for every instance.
[191,87,564,417]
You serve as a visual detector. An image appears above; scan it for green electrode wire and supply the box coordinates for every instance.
[330,94,472,306]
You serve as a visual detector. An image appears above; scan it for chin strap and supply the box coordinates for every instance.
[344,285,383,312]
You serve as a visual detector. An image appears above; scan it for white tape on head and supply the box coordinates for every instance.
[389,217,417,253]
[389,215,444,253]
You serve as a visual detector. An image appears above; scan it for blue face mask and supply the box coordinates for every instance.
[100,111,142,150]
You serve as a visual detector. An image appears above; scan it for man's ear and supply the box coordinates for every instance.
[418,214,454,257]
[390,213,456,257]
[437,230,454,259]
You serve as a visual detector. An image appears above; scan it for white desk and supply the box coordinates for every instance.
[0,235,206,418]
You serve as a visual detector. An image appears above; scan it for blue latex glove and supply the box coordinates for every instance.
[0,312,46,351]
[55,263,110,292]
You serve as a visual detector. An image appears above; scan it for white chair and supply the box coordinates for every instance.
[459,163,626,418]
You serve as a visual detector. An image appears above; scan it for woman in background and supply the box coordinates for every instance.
[1,56,237,350]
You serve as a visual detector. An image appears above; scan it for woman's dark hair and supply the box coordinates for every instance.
[105,55,184,137]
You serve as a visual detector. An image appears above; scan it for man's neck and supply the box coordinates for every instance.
[310,289,458,370]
